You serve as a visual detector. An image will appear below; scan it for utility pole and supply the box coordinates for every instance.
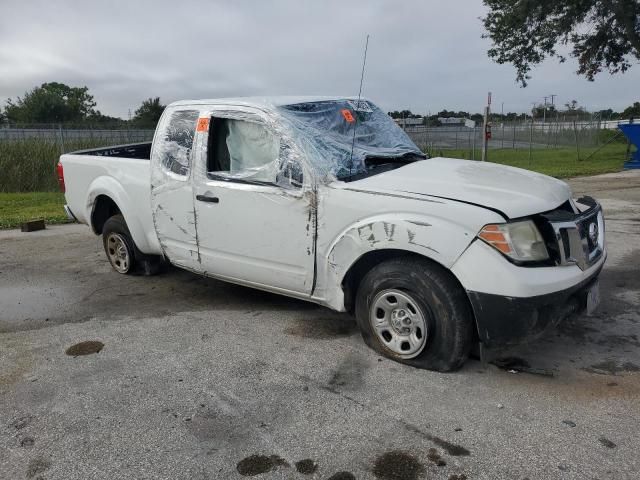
[501,102,505,149]
[543,96,548,124]
[481,91,491,162]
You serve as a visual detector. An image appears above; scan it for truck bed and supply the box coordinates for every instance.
[60,142,161,255]
[70,141,152,160]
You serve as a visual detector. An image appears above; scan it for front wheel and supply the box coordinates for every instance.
[355,257,474,371]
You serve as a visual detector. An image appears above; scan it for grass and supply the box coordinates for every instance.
[431,142,631,178]
[0,140,61,192]
[0,137,133,192]
[0,192,69,229]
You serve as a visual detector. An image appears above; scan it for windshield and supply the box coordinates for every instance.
[277,99,424,180]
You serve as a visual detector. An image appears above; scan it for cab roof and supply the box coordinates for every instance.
[168,96,367,110]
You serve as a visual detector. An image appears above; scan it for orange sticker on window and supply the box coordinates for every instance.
[196,117,210,132]
[341,109,355,123]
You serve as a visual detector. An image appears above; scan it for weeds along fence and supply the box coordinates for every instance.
[0,124,154,192]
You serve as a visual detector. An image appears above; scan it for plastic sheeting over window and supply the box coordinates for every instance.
[158,110,199,176]
[278,99,423,180]
[217,119,281,182]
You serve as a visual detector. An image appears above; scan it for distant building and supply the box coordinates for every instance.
[438,117,466,124]
[438,117,476,128]
[393,117,424,127]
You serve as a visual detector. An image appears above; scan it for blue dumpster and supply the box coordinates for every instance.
[619,122,640,169]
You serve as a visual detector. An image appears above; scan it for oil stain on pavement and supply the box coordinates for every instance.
[284,314,357,339]
[65,340,104,356]
[372,450,425,480]
[327,472,356,480]
[295,458,318,474]
[236,454,289,476]
[427,447,447,466]
[26,458,51,478]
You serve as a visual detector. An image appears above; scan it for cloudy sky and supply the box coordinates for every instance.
[1,0,638,118]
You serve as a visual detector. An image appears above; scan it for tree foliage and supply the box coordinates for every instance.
[132,97,165,127]
[622,101,640,118]
[387,110,422,119]
[4,82,97,123]
[482,0,640,86]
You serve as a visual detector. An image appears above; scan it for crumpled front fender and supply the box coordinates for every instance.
[316,214,480,311]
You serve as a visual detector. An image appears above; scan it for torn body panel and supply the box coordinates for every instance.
[311,184,503,311]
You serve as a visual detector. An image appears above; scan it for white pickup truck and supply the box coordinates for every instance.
[59,96,606,371]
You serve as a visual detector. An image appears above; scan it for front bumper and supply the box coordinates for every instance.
[467,261,603,347]
[451,196,606,347]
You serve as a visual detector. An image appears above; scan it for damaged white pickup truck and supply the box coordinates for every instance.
[59,96,606,371]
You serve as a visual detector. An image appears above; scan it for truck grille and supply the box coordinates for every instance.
[542,197,604,270]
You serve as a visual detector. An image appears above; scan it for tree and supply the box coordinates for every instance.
[531,104,557,118]
[482,0,640,86]
[87,111,125,125]
[596,108,619,119]
[622,102,640,118]
[564,100,580,111]
[132,97,165,127]
[4,82,97,123]
[387,110,423,119]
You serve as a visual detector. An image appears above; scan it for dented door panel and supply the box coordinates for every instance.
[194,181,315,293]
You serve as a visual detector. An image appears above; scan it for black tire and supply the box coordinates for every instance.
[102,214,137,275]
[354,257,473,371]
[102,214,166,275]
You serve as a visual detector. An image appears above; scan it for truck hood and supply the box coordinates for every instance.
[348,157,571,219]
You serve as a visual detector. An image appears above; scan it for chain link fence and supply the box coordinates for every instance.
[0,119,631,192]
[404,119,622,159]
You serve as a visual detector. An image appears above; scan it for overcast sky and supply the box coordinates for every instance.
[1,0,638,119]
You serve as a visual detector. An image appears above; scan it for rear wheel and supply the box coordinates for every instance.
[103,215,136,274]
[355,257,473,371]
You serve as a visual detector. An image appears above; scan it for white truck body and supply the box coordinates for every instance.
[59,96,606,366]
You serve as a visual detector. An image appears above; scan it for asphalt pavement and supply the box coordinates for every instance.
[1,171,639,480]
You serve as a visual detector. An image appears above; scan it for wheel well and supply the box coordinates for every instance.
[341,248,480,345]
[341,249,416,312]
[341,249,467,311]
[91,195,121,234]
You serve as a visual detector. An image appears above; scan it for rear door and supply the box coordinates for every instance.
[191,108,315,294]
[150,107,202,272]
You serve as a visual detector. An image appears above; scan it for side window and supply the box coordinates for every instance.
[159,110,199,176]
[207,118,281,183]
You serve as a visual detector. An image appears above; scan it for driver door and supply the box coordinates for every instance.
[192,110,315,295]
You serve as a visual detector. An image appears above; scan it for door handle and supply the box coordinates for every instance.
[196,194,219,203]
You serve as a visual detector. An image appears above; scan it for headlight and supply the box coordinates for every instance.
[478,220,549,262]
